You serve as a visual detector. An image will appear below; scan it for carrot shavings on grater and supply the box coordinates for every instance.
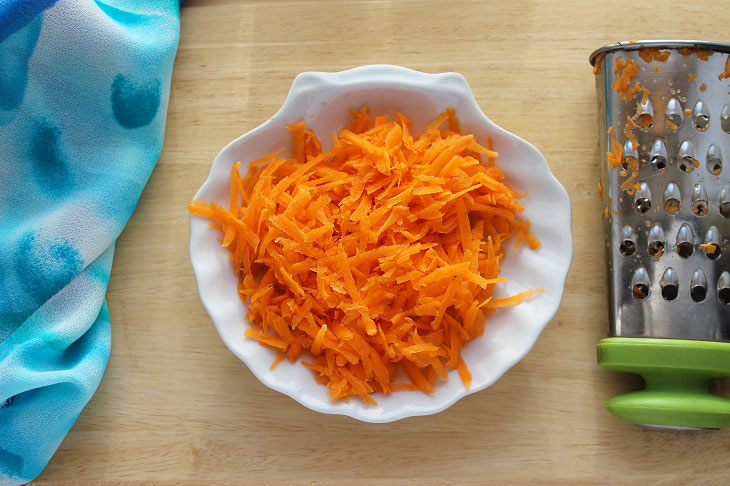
[719,55,730,80]
[639,48,671,63]
[612,57,640,101]
[593,52,605,75]
[607,127,623,169]
[188,108,542,405]
[678,48,713,61]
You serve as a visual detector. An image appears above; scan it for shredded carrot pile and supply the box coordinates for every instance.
[639,48,671,63]
[612,57,639,101]
[189,108,542,405]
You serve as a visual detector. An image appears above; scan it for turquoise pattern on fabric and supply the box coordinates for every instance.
[0,1,180,483]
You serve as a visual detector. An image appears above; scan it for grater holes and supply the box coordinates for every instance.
[660,267,678,301]
[705,244,721,260]
[647,224,665,257]
[722,104,730,133]
[707,144,723,175]
[718,272,730,305]
[653,156,666,171]
[661,284,678,300]
[650,139,667,171]
[721,202,730,218]
[665,98,684,129]
[703,226,721,260]
[691,184,709,216]
[690,269,708,302]
[635,198,651,213]
[719,186,730,218]
[663,183,680,215]
[719,288,730,305]
[631,267,650,300]
[619,225,637,256]
[693,100,709,131]
[676,224,694,258]
[693,201,708,216]
[691,286,707,302]
[648,241,664,257]
[679,140,697,173]
[633,283,649,300]
[620,240,636,256]
[677,242,694,258]
[638,114,654,129]
[622,141,638,170]
[637,98,654,129]
[664,199,679,214]
[634,182,651,214]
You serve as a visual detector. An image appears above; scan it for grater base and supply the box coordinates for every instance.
[597,337,730,429]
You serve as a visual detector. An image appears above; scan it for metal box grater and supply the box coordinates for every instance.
[590,40,730,430]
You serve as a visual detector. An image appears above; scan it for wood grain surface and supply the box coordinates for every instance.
[36,0,730,484]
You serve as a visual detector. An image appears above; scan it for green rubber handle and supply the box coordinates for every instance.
[597,337,730,429]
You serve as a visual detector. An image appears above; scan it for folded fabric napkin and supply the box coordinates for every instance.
[0,1,179,483]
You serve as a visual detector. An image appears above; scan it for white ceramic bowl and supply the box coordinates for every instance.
[189,65,572,422]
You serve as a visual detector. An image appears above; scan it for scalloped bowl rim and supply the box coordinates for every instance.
[189,65,573,423]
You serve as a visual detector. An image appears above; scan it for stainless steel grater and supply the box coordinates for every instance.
[590,40,730,430]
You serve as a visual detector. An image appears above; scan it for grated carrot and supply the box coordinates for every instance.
[612,57,639,101]
[607,127,623,169]
[719,55,730,80]
[592,52,605,75]
[639,48,671,63]
[189,108,541,404]
[678,48,713,61]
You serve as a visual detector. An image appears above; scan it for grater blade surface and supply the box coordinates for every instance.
[593,40,730,341]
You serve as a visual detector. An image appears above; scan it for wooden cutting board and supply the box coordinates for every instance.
[36,0,730,483]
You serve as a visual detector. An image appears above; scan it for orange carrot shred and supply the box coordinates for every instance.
[189,108,541,404]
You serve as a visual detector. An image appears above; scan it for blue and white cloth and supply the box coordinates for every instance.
[0,1,180,483]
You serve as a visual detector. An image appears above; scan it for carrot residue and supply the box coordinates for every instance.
[700,83,707,92]
[593,52,605,75]
[700,243,718,254]
[189,108,542,405]
[639,48,671,63]
[607,127,623,169]
[612,57,640,101]
[678,48,713,61]
[637,113,653,129]
[624,116,638,150]
[689,73,697,82]
[719,55,730,80]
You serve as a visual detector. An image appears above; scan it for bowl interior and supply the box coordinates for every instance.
[190,66,572,422]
